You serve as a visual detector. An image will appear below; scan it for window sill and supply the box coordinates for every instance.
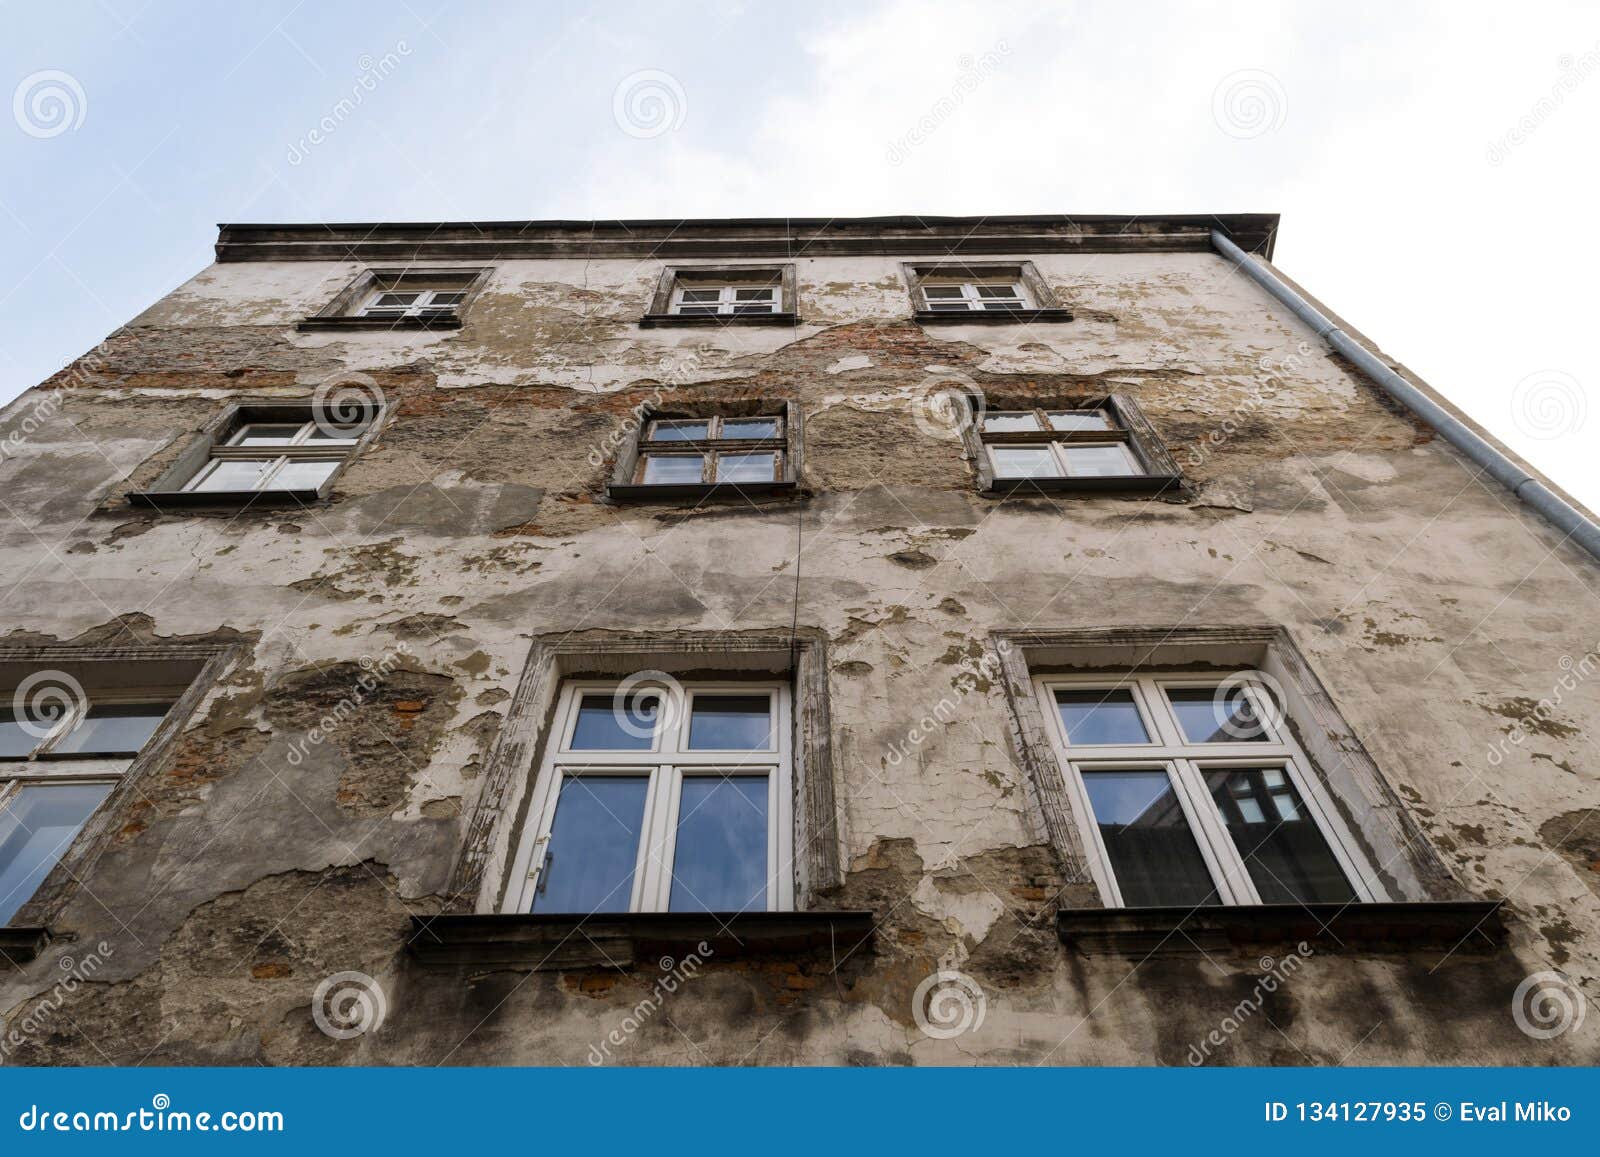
[914,308,1074,325]
[127,488,328,510]
[296,315,461,332]
[0,926,50,966]
[638,312,798,328]
[607,480,798,503]
[407,911,876,970]
[1057,901,1507,956]
[981,474,1183,497]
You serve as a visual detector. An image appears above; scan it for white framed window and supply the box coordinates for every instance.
[669,283,781,317]
[1036,671,1375,909]
[989,440,1144,480]
[920,281,1029,312]
[182,415,374,495]
[505,680,794,915]
[632,413,786,487]
[0,692,174,924]
[356,287,468,319]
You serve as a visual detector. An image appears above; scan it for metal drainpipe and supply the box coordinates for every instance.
[1210,228,1600,564]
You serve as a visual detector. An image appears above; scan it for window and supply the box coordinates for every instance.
[643,265,797,325]
[180,411,374,497]
[356,288,467,320]
[607,405,800,500]
[921,280,1029,313]
[1038,671,1373,909]
[962,396,1182,494]
[300,267,491,330]
[903,261,1071,323]
[1,688,174,924]
[505,681,793,915]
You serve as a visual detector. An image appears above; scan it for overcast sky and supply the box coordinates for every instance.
[3,1,1597,506]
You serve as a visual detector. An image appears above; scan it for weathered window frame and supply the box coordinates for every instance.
[504,679,795,915]
[298,266,493,331]
[449,630,843,919]
[958,394,1181,495]
[991,625,1465,912]
[0,643,237,951]
[1036,670,1378,909]
[641,264,798,327]
[128,398,390,510]
[607,401,802,503]
[903,260,1073,324]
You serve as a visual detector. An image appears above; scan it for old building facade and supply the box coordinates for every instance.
[0,214,1595,1065]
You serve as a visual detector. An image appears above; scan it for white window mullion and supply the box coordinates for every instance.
[1172,758,1260,905]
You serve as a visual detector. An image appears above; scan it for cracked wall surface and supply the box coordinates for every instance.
[1,235,1597,1066]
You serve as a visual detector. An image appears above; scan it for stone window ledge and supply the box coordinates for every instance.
[0,927,51,966]
[1057,901,1506,956]
[638,312,799,328]
[913,308,1074,325]
[407,911,876,970]
[296,315,462,332]
[127,488,327,510]
[981,474,1183,498]
[606,479,799,503]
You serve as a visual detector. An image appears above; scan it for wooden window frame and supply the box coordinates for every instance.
[129,399,390,510]
[1035,671,1377,909]
[641,264,798,327]
[961,394,1182,495]
[903,260,1073,324]
[298,266,493,331]
[503,680,794,915]
[607,403,801,503]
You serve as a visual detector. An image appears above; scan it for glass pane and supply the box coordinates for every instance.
[0,783,113,924]
[530,776,648,914]
[732,287,775,301]
[674,305,720,316]
[375,292,419,306]
[51,704,169,756]
[922,286,965,299]
[1047,410,1114,432]
[715,452,776,484]
[1062,444,1142,477]
[1054,689,1150,745]
[1204,768,1356,903]
[991,446,1059,479]
[428,291,466,306]
[229,424,302,447]
[977,284,1019,297]
[669,775,768,912]
[1081,771,1219,907]
[926,301,973,312]
[190,458,275,492]
[305,424,365,443]
[266,460,339,491]
[569,693,658,750]
[648,420,709,442]
[719,418,779,440]
[0,709,37,757]
[679,288,722,303]
[1167,686,1271,743]
[730,304,777,315]
[688,695,774,750]
[982,412,1042,433]
[641,455,705,485]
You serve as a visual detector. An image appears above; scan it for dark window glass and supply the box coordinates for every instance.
[669,775,768,912]
[530,776,649,913]
[0,709,36,758]
[50,704,169,756]
[569,694,657,750]
[687,695,773,750]
[1204,768,1356,903]
[1081,770,1219,907]
[0,783,112,924]
[1168,686,1270,743]
[1055,689,1150,745]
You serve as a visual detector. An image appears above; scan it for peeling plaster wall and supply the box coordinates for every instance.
[1,242,1597,1067]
